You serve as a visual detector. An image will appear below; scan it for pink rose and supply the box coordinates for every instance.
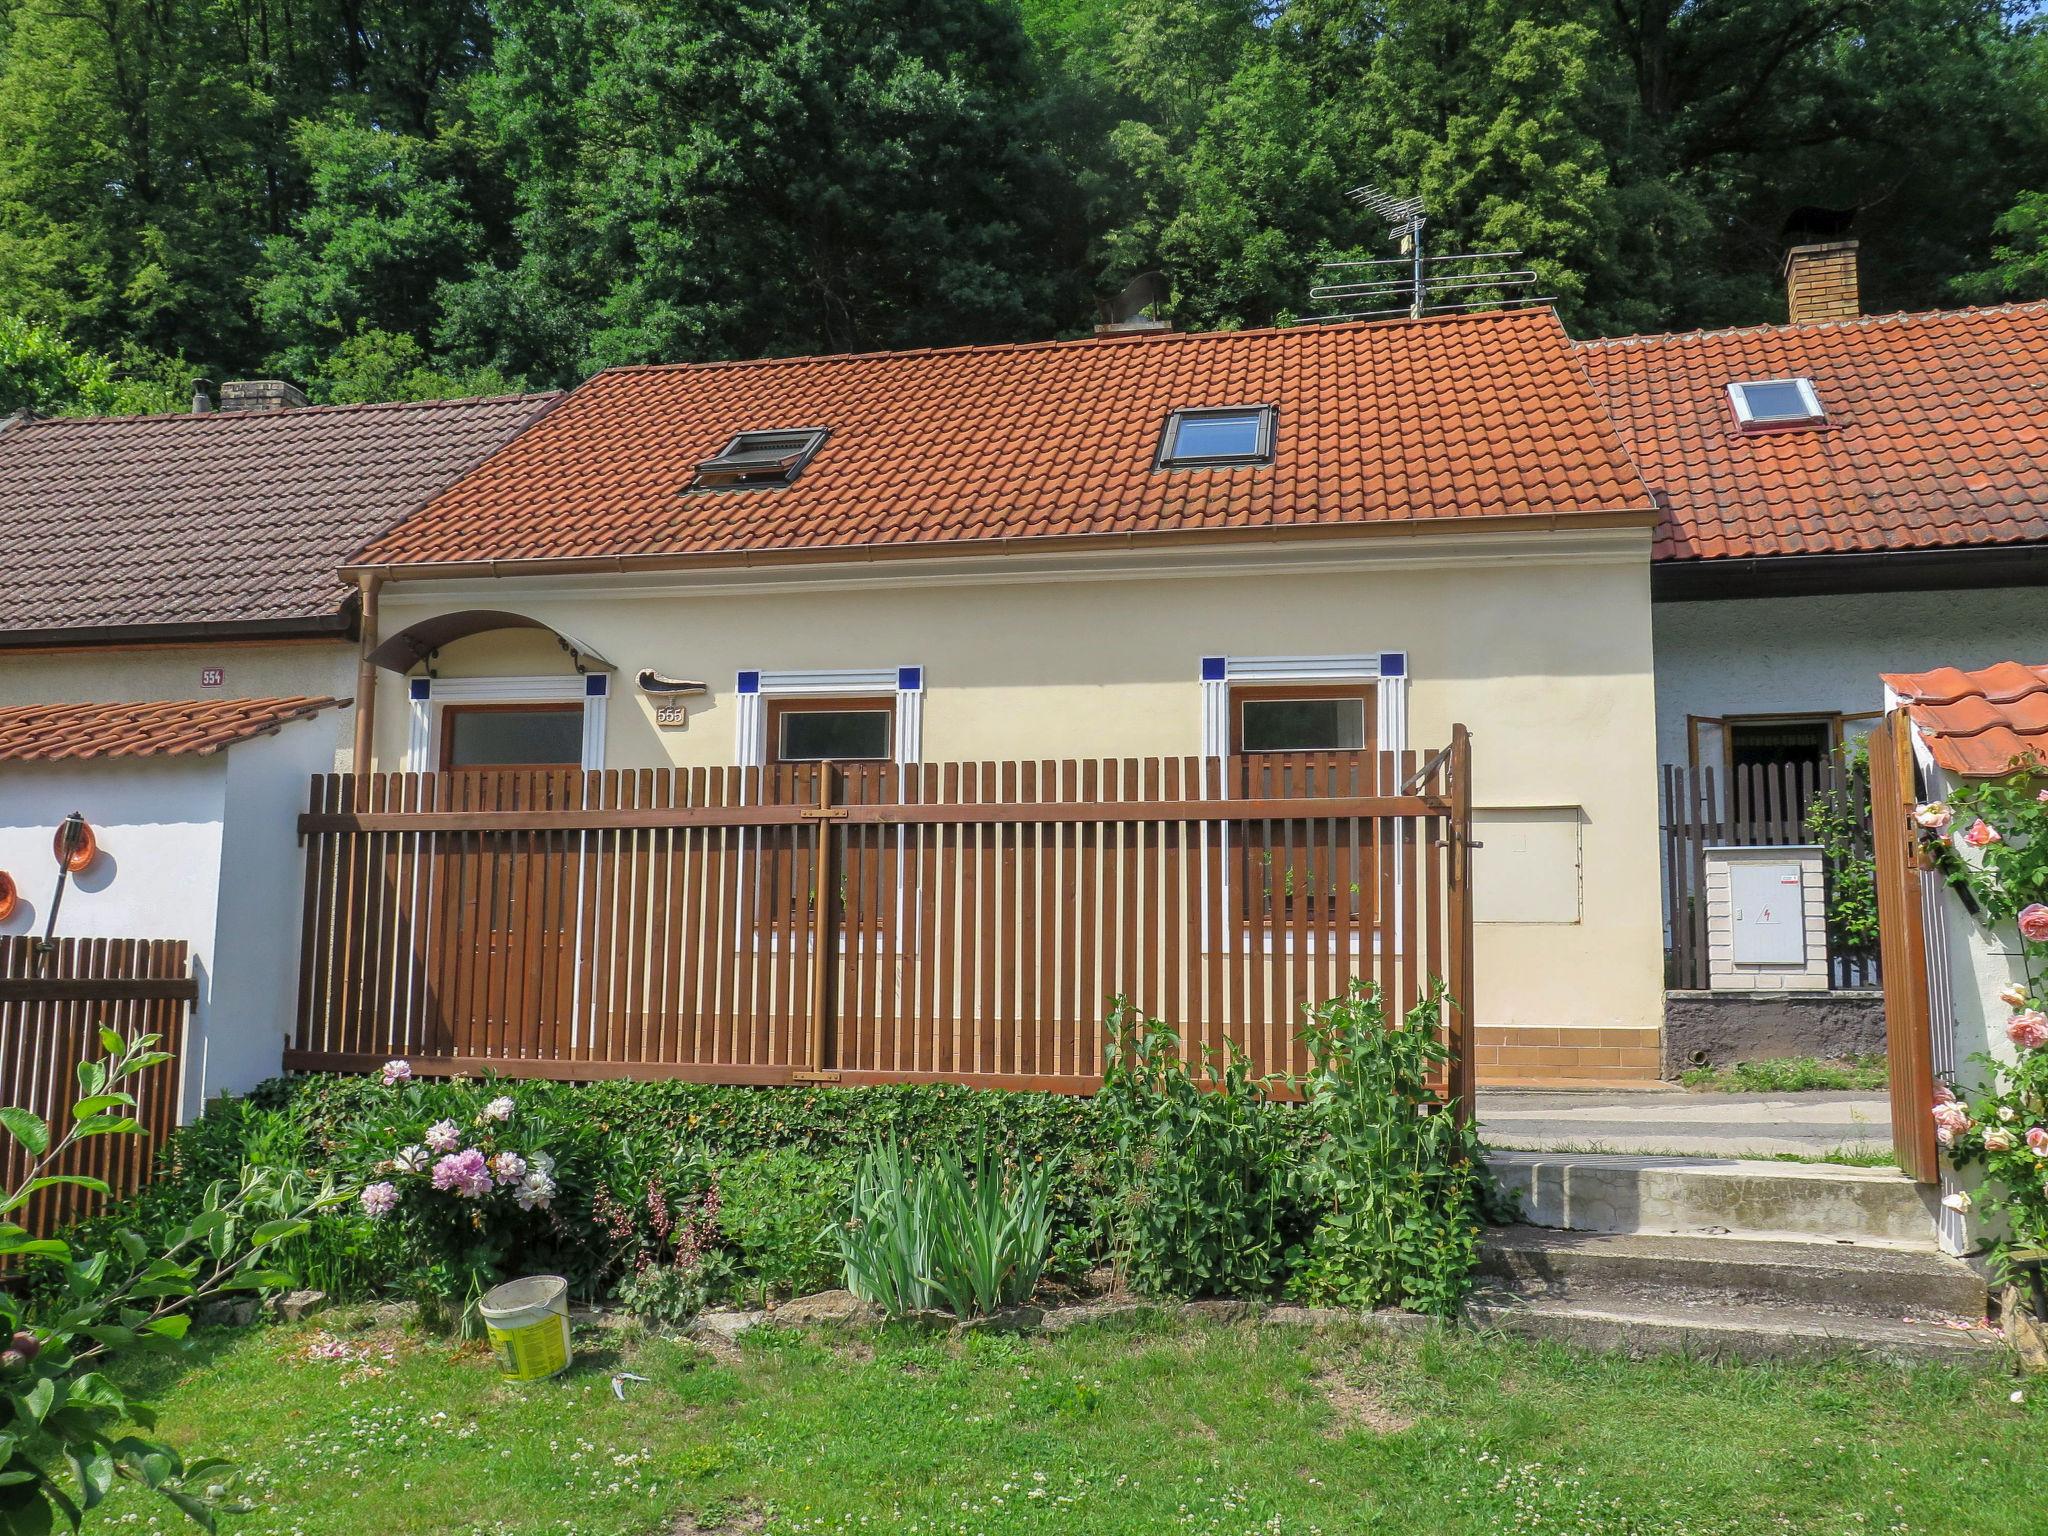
[1933,1081,1958,1105]
[1962,818,2002,848]
[1933,1100,1973,1134]
[1914,802,1953,831]
[2028,1126,2048,1156]
[2000,981,2034,1007]
[2021,907,2048,944]
[2008,1010,2048,1050]
[1985,1127,2017,1152]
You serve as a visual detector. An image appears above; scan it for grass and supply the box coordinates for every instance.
[1679,1055,1890,1093]
[91,1308,2044,1536]
[1493,1138,1898,1168]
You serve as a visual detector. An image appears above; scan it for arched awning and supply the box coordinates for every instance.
[366,610,615,674]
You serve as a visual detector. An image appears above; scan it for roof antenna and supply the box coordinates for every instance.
[1307,184,1554,324]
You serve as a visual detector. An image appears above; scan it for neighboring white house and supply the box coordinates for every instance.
[0,698,343,1119]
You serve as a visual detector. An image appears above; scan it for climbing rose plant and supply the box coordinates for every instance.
[1913,769,2048,1256]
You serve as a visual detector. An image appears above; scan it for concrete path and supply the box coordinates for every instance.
[1478,1088,1893,1159]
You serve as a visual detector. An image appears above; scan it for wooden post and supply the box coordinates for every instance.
[1446,724,1477,1124]
[1869,710,1940,1183]
[805,763,840,1075]
[350,572,383,792]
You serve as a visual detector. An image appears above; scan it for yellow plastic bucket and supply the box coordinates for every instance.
[479,1275,572,1383]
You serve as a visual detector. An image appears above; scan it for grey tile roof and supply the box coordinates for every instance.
[0,393,557,639]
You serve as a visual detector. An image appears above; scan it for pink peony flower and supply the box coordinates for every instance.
[482,1095,516,1123]
[394,1144,429,1174]
[424,1119,462,1153]
[381,1059,413,1087]
[2020,906,2048,944]
[360,1182,399,1219]
[432,1147,493,1199]
[2008,1010,2048,1051]
[491,1151,527,1187]
[514,1171,556,1212]
[2028,1126,2048,1156]
[1962,818,2002,848]
[1985,1127,2017,1152]
[1914,802,1953,831]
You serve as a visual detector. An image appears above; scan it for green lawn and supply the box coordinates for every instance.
[97,1310,2039,1536]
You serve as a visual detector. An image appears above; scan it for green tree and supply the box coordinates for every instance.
[1956,191,2048,301]
[0,312,184,416]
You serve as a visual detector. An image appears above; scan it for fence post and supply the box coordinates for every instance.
[805,763,840,1076]
[1446,724,1477,1124]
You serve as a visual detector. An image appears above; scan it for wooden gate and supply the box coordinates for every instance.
[1866,710,1940,1184]
[290,736,1476,1111]
[0,938,195,1234]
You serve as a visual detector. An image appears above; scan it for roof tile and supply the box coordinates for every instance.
[1885,663,2048,778]
[355,310,1653,570]
[0,697,344,762]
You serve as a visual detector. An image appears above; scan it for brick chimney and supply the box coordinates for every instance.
[218,379,310,413]
[1783,241,1859,325]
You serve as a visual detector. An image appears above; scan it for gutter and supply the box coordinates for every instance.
[341,505,1664,585]
[0,612,357,652]
[1653,542,2048,602]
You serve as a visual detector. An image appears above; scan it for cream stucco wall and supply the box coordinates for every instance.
[0,640,359,770]
[366,531,1665,1036]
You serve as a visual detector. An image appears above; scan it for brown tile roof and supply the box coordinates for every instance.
[1581,303,2048,563]
[0,393,557,642]
[353,309,1655,571]
[1884,662,2048,778]
[0,696,344,762]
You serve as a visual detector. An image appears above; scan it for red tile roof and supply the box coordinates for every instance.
[0,697,343,763]
[1884,662,2048,778]
[1581,303,2048,562]
[0,394,556,641]
[354,309,1654,571]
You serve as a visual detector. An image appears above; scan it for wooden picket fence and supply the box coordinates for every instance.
[0,938,194,1236]
[1661,759,1880,990]
[290,736,1475,1111]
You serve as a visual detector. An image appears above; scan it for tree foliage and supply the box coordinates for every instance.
[0,0,2042,411]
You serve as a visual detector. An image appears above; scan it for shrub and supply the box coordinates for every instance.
[716,1148,848,1303]
[1287,984,1489,1318]
[836,1143,1053,1317]
[1096,1008,1300,1299]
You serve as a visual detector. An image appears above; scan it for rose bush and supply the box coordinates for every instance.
[1915,769,2048,1257]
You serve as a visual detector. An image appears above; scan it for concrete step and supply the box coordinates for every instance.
[1488,1149,1941,1249]
[1464,1285,2007,1369]
[1480,1225,1988,1321]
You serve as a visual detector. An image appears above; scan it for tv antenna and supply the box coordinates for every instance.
[1307,184,1552,323]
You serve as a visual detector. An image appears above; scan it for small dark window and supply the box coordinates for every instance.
[1231,684,1375,754]
[1727,379,1823,427]
[1157,406,1274,468]
[688,428,829,491]
[769,699,895,763]
[1727,718,1832,776]
[441,704,583,769]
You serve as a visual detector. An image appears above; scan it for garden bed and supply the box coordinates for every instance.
[97,1309,2047,1535]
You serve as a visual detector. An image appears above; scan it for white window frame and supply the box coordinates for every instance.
[1726,377,1824,426]
[405,674,607,773]
[734,667,924,769]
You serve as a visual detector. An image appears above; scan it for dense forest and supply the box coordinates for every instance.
[2,0,2046,414]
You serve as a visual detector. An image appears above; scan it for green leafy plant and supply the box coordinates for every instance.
[1286,984,1488,1318]
[1679,1054,1888,1093]
[835,1143,1053,1318]
[714,1149,847,1304]
[1804,740,1879,955]
[1096,1007,1298,1299]
[0,1030,349,1532]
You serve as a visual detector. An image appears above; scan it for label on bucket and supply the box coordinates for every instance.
[487,1313,570,1382]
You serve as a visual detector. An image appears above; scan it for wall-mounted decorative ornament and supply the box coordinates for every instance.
[637,670,709,730]
[0,871,16,922]
[53,814,96,873]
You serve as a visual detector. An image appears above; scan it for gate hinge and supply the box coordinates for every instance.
[799,808,849,820]
[792,1070,842,1082]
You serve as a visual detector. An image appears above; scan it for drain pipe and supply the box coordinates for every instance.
[351,573,382,782]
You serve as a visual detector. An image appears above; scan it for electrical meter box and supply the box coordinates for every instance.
[1728,859,1808,966]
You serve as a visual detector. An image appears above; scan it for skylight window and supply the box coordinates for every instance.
[1727,378,1824,428]
[1156,406,1275,468]
[688,428,829,491]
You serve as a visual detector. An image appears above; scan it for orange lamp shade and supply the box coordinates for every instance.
[53,818,96,873]
[0,872,15,922]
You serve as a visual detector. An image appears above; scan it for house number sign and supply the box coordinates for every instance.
[653,702,690,730]
[199,667,224,688]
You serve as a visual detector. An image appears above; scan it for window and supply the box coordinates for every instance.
[688,428,829,491]
[1157,406,1275,468]
[1727,717,1833,777]
[768,698,897,763]
[1726,378,1824,427]
[1230,684,1375,754]
[439,704,584,769]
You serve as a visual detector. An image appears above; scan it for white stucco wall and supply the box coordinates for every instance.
[0,727,324,1119]
[1653,588,2045,771]
[0,641,359,771]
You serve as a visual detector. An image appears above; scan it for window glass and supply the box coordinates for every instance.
[1240,697,1367,753]
[1161,407,1271,465]
[777,708,893,762]
[1728,719,1831,776]
[443,707,583,768]
[1730,379,1821,423]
